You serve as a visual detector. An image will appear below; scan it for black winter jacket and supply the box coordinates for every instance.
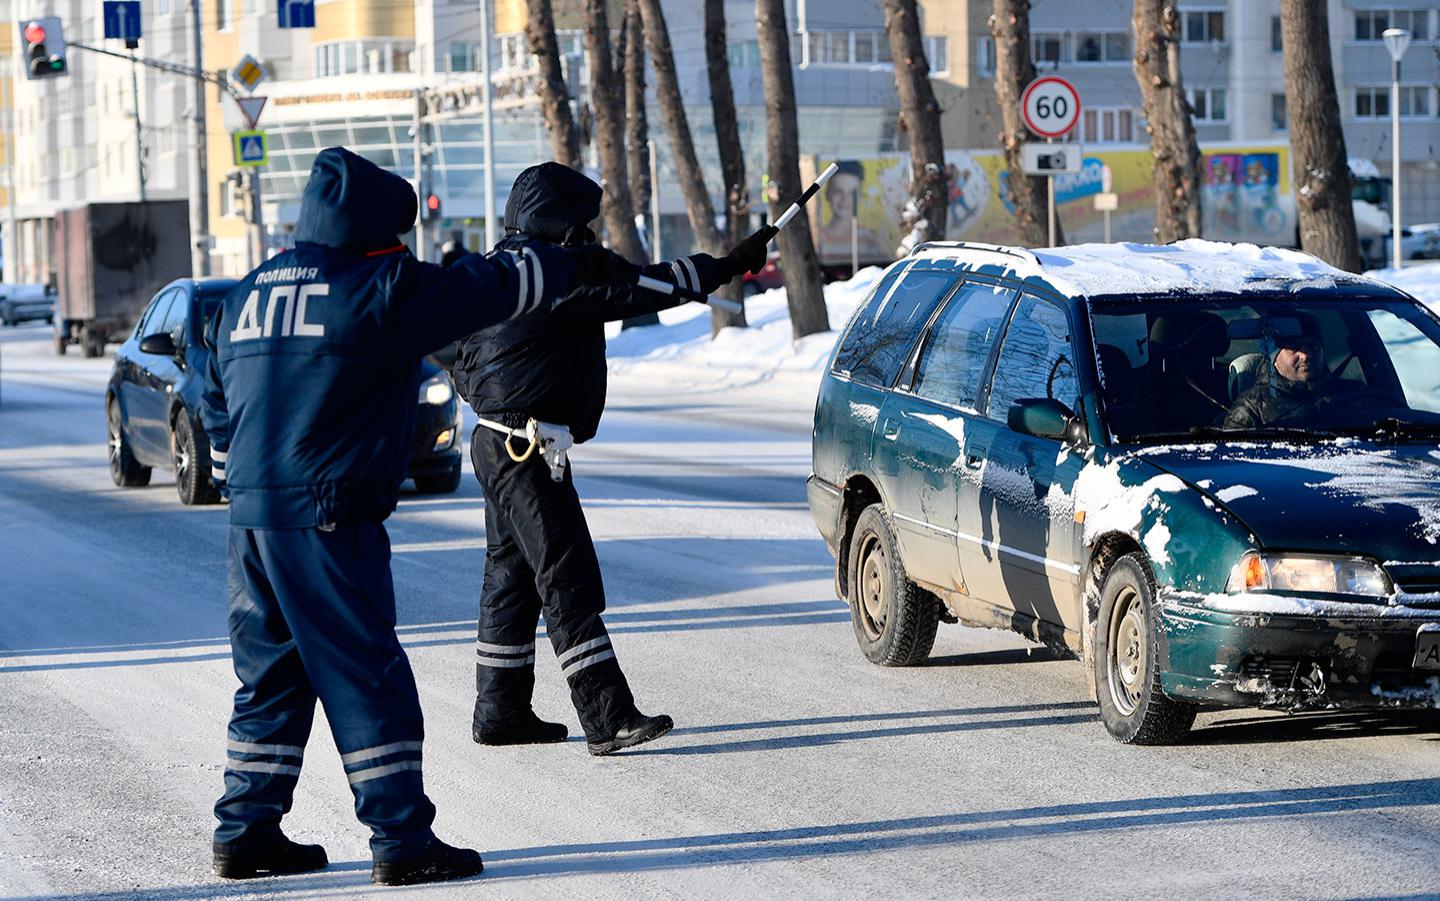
[454,163,737,444]
[1224,364,1334,429]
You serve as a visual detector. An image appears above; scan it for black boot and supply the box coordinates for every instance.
[587,713,674,756]
[213,834,328,880]
[371,839,484,886]
[473,711,568,746]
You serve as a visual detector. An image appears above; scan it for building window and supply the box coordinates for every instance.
[977,36,994,75]
[157,0,170,16]
[1355,85,1433,118]
[216,0,230,31]
[1270,16,1282,52]
[1032,31,1068,66]
[1080,106,1135,144]
[1271,93,1287,131]
[316,39,414,77]
[1188,87,1227,122]
[800,29,895,67]
[1356,10,1430,42]
[924,36,948,74]
[1182,10,1225,44]
[1072,30,1129,63]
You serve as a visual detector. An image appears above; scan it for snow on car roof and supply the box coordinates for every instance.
[911,239,1396,301]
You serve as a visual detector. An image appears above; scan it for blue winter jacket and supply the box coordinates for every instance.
[200,147,572,529]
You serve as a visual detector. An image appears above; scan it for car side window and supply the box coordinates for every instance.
[832,269,958,387]
[135,290,176,341]
[911,282,1015,410]
[159,289,189,346]
[986,295,1078,422]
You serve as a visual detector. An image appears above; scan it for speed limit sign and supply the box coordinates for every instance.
[1021,76,1081,139]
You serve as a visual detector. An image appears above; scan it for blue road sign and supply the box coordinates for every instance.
[233,130,268,167]
[102,1,142,42]
[278,0,315,28]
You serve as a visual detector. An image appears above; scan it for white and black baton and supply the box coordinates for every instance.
[774,162,841,231]
[634,274,744,314]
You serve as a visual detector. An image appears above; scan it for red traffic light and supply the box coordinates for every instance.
[23,22,45,43]
[426,194,440,212]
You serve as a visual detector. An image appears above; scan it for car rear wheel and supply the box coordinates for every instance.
[848,503,940,666]
[1094,553,1197,744]
[173,414,221,505]
[413,462,462,495]
[107,399,151,488]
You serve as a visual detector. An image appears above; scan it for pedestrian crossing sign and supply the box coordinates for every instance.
[233,130,268,167]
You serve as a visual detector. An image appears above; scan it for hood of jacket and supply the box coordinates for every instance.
[293,147,418,252]
[503,162,602,242]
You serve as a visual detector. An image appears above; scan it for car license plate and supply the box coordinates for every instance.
[1415,626,1440,671]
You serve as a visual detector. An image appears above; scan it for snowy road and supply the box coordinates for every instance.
[2,323,1440,900]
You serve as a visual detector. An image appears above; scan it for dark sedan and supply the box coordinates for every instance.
[106,279,463,504]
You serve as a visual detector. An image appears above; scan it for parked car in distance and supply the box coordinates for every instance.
[810,240,1440,744]
[0,283,55,326]
[106,279,463,505]
[742,251,784,296]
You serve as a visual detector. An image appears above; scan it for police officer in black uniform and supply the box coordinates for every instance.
[200,148,617,886]
[455,162,775,755]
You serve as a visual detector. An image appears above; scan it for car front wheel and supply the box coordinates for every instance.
[107,399,151,488]
[848,503,940,666]
[173,414,221,505]
[1094,553,1197,744]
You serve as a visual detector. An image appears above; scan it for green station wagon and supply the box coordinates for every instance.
[808,240,1440,743]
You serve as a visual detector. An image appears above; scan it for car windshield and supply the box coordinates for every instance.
[1090,294,1440,443]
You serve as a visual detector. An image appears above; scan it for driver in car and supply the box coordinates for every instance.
[1225,314,1334,428]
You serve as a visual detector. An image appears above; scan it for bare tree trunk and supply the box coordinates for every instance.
[622,0,651,238]
[755,0,829,339]
[990,0,1054,247]
[704,0,748,331]
[637,0,738,338]
[883,0,947,254]
[1132,0,1202,242]
[582,0,648,265]
[526,0,581,168]
[1280,0,1362,271]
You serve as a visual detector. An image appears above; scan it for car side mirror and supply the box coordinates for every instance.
[139,332,178,356]
[1008,397,1078,442]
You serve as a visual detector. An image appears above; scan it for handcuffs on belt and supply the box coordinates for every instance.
[475,416,574,481]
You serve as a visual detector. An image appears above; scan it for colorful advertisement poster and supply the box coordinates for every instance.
[813,145,1297,267]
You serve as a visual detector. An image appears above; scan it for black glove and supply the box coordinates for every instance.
[725,225,778,277]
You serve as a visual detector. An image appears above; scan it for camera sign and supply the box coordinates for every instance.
[1022,143,1082,174]
[1021,76,1081,139]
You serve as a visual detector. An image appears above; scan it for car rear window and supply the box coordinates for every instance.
[833,268,958,387]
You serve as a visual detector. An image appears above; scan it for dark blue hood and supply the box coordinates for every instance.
[503,162,602,242]
[293,147,417,252]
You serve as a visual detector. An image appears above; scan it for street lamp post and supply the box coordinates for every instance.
[1382,27,1411,271]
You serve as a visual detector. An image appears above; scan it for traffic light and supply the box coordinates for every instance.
[424,193,442,221]
[19,17,68,80]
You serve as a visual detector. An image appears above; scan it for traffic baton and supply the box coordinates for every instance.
[773,162,841,231]
[635,274,744,313]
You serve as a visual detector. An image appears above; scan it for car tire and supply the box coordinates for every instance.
[81,325,103,358]
[107,399,151,488]
[173,413,221,506]
[847,503,940,666]
[413,462,462,495]
[1093,553,1197,744]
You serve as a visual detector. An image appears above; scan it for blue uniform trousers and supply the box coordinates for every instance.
[470,426,638,741]
[213,523,437,862]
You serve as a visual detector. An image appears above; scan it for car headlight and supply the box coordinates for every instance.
[1225,551,1392,597]
[419,374,453,406]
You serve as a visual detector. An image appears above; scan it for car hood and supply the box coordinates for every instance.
[1137,441,1440,561]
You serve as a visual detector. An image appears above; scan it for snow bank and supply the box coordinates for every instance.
[1368,262,1440,312]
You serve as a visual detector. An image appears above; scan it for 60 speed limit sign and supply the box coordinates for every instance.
[1021,76,1081,139]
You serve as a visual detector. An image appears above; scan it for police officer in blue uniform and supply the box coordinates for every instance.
[200,148,617,886]
[454,162,774,755]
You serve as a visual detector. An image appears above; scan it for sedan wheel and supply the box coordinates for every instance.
[846,503,940,666]
[173,414,220,506]
[107,400,152,488]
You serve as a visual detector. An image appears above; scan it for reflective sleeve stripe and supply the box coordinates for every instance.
[226,759,302,776]
[476,654,536,668]
[210,449,228,463]
[227,740,304,757]
[522,247,544,309]
[516,252,532,315]
[339,740,424,766]
[475,640,535,655]
[561,648,615,675]
[681,257,701,293]
[556,636,610,666]
[213,472,227,484]
[669,261,690,292]
[347,759,423,785]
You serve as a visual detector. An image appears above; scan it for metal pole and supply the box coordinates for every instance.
[479,0,496,249]
[1046,137,1056,247]
[1391,55,1402,270]
[4,111,19,284]
[130,53,146,203]
[1104,209,1112,244]
[648,139,661,263]
[850,187,859,275]
[187,0,209,275]
[249,168,265,265]
[413,89,427,262]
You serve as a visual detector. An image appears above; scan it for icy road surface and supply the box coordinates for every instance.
[2,323,1440,900]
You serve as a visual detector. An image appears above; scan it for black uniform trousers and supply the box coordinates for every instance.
[214,523,437,862]
[470,424,637,741]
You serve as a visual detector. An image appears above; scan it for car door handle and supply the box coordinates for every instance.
[881,422,901,441]
[964,445,989,468]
